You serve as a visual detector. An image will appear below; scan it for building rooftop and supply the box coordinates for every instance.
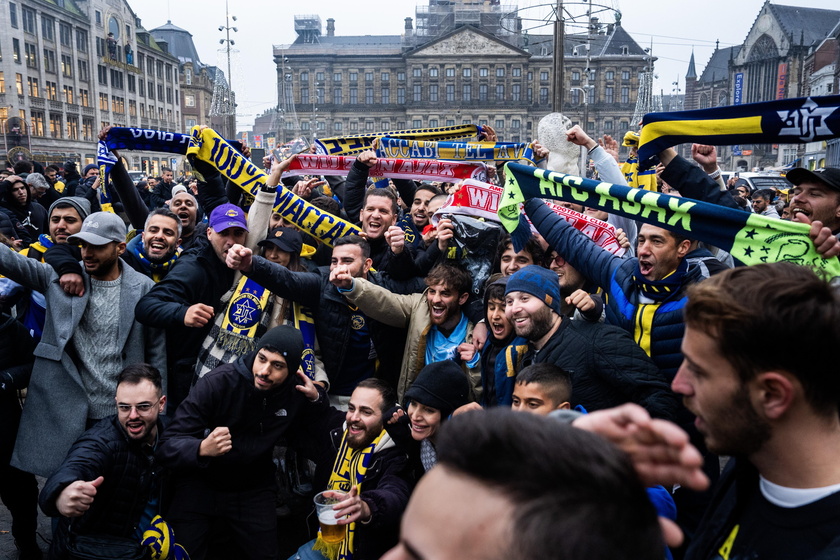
[767,3,840,47]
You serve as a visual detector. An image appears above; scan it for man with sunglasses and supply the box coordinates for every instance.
[40,364,168,560]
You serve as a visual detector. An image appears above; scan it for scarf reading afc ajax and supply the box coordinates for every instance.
[498,162,840,278]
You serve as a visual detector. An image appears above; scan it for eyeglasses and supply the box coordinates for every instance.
[551,254,566,266]
[117,402,155,414]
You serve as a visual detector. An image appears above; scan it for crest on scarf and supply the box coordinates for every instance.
[229,292,261,328]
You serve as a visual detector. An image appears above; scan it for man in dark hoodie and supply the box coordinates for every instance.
[157,325,330,560]
[0,175,47,246]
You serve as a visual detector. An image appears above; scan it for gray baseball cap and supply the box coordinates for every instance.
[68,212,127,245]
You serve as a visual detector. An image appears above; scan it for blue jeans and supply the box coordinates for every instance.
[288,539,328,560]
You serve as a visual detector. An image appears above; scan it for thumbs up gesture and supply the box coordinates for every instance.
[56,476,104,517]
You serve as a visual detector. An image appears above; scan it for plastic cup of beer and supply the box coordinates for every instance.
[314,491,344,544]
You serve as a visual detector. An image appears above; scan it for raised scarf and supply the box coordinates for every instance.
[377,137,535,164]
[433,179,625,255]
[314,429,388,560]
[499,162,840,278]
[637,95,840,170]
[315,124,482,157]
[283,154,487,183]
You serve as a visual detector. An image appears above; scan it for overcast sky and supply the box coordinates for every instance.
[135,0,840,131]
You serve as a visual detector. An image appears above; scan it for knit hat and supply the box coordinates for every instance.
[48,197,91,221]
[208,203,249,233]
[256,325,304,376]
[258,227,303,255]
[25,172,50,191]
[405,361,471,419]
[68,212,127,245]
[505,265,563,316]
[82,163,98,176]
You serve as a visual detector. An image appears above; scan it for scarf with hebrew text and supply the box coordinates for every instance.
[315,124,481,156]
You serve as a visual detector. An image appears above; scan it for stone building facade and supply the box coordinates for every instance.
[0,0,182,174]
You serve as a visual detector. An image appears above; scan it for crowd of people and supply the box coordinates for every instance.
[0,121,839,560]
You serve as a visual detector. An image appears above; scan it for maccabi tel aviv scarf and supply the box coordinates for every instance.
[315,124,482,157]
[283,154,487,183]
[377,137,536,164]
[637,95,840,169]
[499,162,840,278]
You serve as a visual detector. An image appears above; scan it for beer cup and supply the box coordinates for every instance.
[314,491,344,544]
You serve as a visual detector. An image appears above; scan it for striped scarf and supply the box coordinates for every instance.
[499,162,840,278]
[637,95,840,169]
[378,137,535,164]
[314,429,389,560]
[284,154,487,183]
[315,124,481,156]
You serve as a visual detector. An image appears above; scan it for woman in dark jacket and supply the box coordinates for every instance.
[0,176,47,246]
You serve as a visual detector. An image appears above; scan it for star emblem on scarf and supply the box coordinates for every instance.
[745,229,758,239]
[777,97,838,142]
[232,299,256,323]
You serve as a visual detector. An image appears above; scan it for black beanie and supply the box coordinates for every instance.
[405,360,471,419]
[255,325,304,375]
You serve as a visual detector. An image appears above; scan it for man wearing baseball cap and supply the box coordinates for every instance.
[136,203,249,411]
[786,168,840,235]
[0,211,166,478]
[505,265,676,419]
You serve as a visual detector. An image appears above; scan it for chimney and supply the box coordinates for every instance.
[326,18,335,37]
[405,17,414,37]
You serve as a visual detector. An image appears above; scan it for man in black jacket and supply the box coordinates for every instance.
[39,364,167,560]
[226,234,424,405]
[504,265,677,420]
[135,203,247,411]
[157,325,330,560]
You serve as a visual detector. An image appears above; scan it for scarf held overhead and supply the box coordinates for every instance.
[284,154,487,182]
[378,137,536,164]
[186,126,363,247]
[315,124,482,157]
[499,162,840,277]
[637,95,840,169]
[434,179,625,256]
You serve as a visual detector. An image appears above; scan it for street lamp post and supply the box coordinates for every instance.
[218,0,237,136]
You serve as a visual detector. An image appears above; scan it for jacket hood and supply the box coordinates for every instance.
[235,350,302,395]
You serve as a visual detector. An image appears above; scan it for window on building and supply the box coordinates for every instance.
[99,92,108,110]
[127,75,135,92]
[185,94,195,107]
[349,121,358,132]
[15,73,23,95]
[12,39,20,63]
[301,121,310,131]
[349,87,357,104]
[334,121,343,132]
[512,84,521,102]
[43,49,56,73]
[413,68,421,78]
[333,87,342,104]
[446,84,455,102]
[77,60,88,82]
[512,67,521,77]
[300,87,309,104]
[512,119,520,129]
[111,69,124,89]
[397,87,405,104]
[571,89,580,104]
[333,72,341,82]
[429,119,439,128]
[185,68,192,85]
[156,61,163,78]
[397,72,405,81]
[479,67,488,77]
[50,114,62,138]
[381,72,389,82]
[381,121,390,131]
[445,119,454,126]
[621,70,630,80]
[540,87,549,104]
[9,3,17,28]
[366,87,374,104]
[59,22,72,46]
[42,15,55,41]
[45,81,57,100]
[381,87,389,104]
[495,84,504,101]
[95,10,101,25]
[79,89,89,107]
[97,65,107,85]
[24,43,37,68]
[31,111,44,135]
[540,71,549,81]
[166,87,172,103]
[604,120,614,131]
[463,68,471,78]
[413,84,422,102]
[139,103,145,118]
[572,70,580,82]
[63,84,73,103]
[82,118,94,140]
[429,84,438,102]
[621,86,629,103]
[316,71,325,81]
[147,81,153,99]
[348,72,356,82]
[479,84,488,101]
[605,86,614,104]
[128,100,136,117]
[139,79,145,97]
[27,76,39,97]
[413,119,422,128]
[95,37,104,57]
[429,68,438,78]
[364,121,373,131]
[496,67,505,77]
[76,29,88,52]
[61,54,73,77]
[445,68,455,78]
[22,6,35,33]
[606,70,614,80]
[165,64,172,82]
[462,84,471,102]
[495,119,504,129]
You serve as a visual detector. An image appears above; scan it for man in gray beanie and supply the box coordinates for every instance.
[505,265,677,420]
[158,325,332,560]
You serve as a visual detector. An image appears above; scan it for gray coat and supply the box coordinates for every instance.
[0,248,166,477]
